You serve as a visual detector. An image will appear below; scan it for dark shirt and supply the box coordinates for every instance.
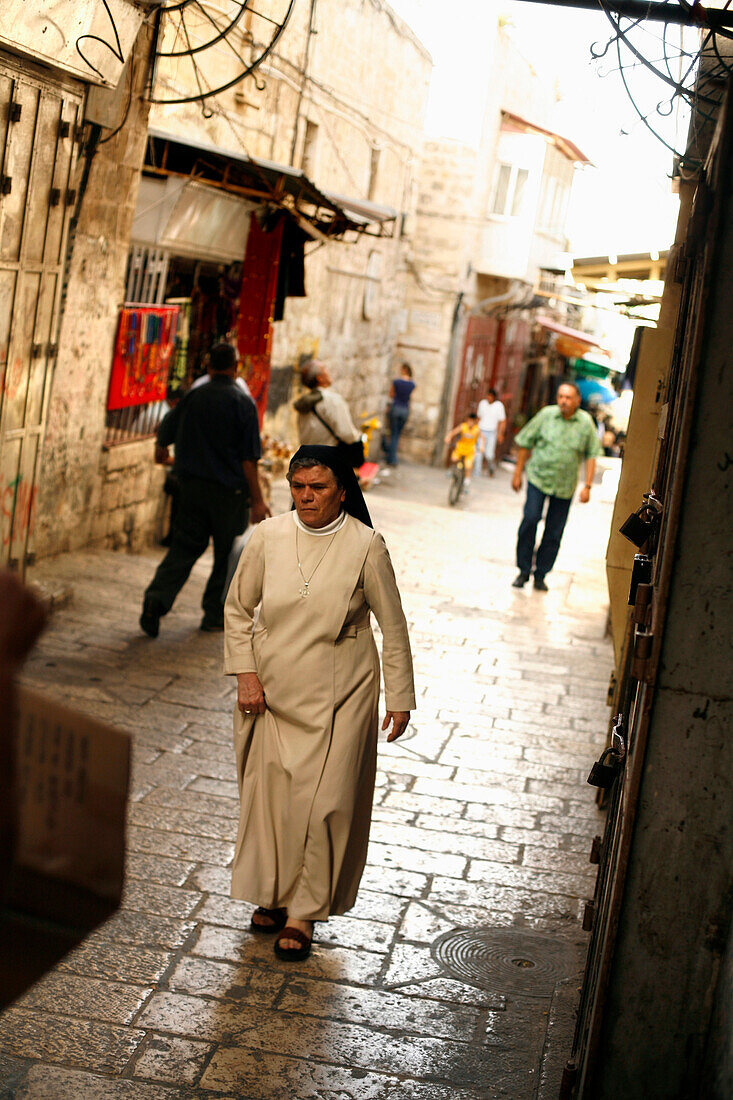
[391,378,415,409]
[158,375,261,491]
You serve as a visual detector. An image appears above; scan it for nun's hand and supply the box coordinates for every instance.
[382,711,410,743]
[237,672,266,716]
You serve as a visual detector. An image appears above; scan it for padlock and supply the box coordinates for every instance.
[628,555,653,605]
[587,748,621,789]
[619,507,656,548]
[619,492,662,549]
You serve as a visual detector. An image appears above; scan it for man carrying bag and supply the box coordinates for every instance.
[293,358,364,468]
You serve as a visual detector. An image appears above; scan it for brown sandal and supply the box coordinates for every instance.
[250,907,287,934]
[274,925,313,961]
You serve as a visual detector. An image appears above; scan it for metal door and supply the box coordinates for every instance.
[565,91,730,1100]
[0,62,82,570]
[452,315,499,431]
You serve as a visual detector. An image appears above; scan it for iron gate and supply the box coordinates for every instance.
[0,60,82,571]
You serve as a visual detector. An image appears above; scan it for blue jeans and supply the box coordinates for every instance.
[387,406,409,465]
[516,482,572,578]
[475,430,497,475]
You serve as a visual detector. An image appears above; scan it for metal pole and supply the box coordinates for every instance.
[510,0,733,29]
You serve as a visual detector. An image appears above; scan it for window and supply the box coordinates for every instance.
[301,120,318,178]
[490,163,529,217]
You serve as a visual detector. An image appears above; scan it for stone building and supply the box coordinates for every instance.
[397,21,589,462]
[1,1,432,565]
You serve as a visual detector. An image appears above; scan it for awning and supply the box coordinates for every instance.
[145,127,397,239]
[535,317,607,352]
[501,111,592,166]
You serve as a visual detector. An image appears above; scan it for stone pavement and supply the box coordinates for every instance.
[1,462,614,1099]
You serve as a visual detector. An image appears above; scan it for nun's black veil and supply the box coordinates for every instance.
[288,445,373,529]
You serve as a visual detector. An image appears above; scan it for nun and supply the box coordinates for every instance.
[224,445,415,960]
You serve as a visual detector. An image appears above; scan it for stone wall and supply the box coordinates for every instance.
[149,0,432,453]
[35,27,162,558]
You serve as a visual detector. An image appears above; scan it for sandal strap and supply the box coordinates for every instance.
[277,926,311,948]
[255,907,286,918]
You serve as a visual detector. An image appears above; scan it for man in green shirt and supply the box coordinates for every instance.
[511,381,602,591]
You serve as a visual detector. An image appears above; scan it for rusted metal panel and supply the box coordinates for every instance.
[0,63,82,571]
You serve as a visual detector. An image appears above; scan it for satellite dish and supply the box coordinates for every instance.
[149,0,295,108]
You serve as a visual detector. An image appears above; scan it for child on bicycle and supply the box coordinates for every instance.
[445,408,484,493]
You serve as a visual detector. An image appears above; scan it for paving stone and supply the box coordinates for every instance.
[125,853,197,887]
[144,785,238,817]
[185,864,232,895]
[381,790,468,818]
[358,864,429,898]
[278,978,482,1041]
[200,1048,482,1098]
[126,825,235,865]
[0,1009,145,1073]
[97,910,196,950]
[122,880,202,919]
[131,1034,213,1084]
[465,858,596,897]
[128,803,237,841]
[192,925,386,985]
[13,1066,183,1099]
[58,939,174,985]
[186,776,240,800]
[204,1006,494,1088]
[367,840,467,878]
[370,821,518,864]
[167,957,284,1003]
[16,974,152,1026]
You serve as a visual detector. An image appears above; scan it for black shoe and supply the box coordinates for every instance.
[512,572,530,588]
[140,596,163,637]
[533,576,549,591]
[200,616,224,633]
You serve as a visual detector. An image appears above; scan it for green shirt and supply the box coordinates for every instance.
[515,405,602,499]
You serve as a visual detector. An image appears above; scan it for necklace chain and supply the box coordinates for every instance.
[295,527,339,597]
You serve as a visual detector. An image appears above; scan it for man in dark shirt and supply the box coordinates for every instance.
[140,343,269,637]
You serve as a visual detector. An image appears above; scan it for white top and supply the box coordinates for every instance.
[191,373,253,400]
[477,399,506,432]
[292,509,348,537]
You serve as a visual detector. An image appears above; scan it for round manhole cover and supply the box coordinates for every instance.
[432,927,576,997]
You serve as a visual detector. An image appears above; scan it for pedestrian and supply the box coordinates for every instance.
[384,362,416,466]
[475,387,506,476]
[292,358,363,466]
[444,408,484,494]
[511,381,602,591]
[140,342,269,637]
[224,445,414,961]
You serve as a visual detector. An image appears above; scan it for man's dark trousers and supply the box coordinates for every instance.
[516,481,572,579]
[145,476,248,624]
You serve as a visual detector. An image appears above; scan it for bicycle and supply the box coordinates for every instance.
[448,457,466,506]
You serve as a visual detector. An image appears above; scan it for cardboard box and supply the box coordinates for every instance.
[1,687,130,1008]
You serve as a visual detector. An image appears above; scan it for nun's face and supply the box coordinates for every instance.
[290,465,346,528]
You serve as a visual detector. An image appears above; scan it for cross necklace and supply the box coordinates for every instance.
[295,527,339,598]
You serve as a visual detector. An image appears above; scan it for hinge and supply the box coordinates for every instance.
[65,188,77,206]
[9,101,21,123]
[31,343,43,359]
[0,176,11,196]
[49,187,61,207]
[631,628,655,682]
[47,343,58,359]
[58,119,70,140]
[589,835,602,865]
[582,900,595,932]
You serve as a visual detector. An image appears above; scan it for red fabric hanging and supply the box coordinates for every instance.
[236,214,284,423]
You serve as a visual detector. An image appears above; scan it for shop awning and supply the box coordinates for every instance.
[145,128,397,239]
[535,316,607,351]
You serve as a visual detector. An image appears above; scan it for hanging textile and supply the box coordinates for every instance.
[107,305,179,410]
[236,214,284,423]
